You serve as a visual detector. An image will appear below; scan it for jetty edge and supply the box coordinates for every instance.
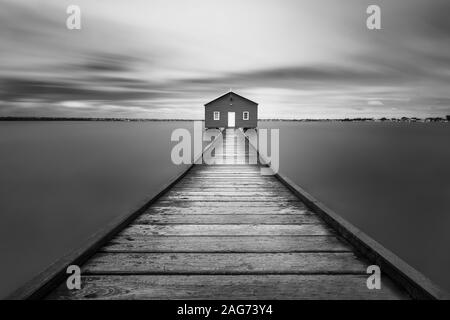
[240,128,449,300]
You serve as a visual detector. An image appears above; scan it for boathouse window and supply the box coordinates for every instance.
[243,111,249,120]
[213,111,220,120]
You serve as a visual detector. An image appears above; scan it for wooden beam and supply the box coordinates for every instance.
[46,275,408,300]
[102,235,352,253]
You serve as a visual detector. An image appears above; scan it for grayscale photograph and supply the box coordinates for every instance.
[0,0,449,309]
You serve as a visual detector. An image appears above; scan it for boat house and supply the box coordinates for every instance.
[204,91,258,129]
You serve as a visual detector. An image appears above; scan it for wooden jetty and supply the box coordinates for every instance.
[10,129,447,300]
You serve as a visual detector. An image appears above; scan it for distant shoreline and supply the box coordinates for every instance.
[0,116,449,123]
[0,117,199,122]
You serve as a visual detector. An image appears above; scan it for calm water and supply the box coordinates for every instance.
[0,121,193,298]
[260,121,450,293]
[0,121,449,298]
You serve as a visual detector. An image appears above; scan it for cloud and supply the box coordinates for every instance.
[0,0,449,118]
[0,77,161,102]
[367,100,384,106]
[80,54,139,73]
[412,0,450,38]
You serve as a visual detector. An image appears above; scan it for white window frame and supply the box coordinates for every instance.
[213,111,220,120]
[243,111,249,120]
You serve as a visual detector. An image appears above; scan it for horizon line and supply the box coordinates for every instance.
[1,116,449,122]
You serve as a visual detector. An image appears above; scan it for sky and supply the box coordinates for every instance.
[0,0,449,119]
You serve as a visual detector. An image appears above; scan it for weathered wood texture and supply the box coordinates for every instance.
[156,201,307,208]
[119,224,333,236]
[46,129,411,300]
[134,214,321,225]
[140,205,311,215]
[102,236,352,252]
[82,252,367,274]
[47,275,407,300]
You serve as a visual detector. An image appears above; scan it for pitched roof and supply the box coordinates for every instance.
[204,91,258,107]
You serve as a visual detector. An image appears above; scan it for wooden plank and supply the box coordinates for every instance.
[187,176,271,179]
[193,166,261,169]
[175,182,284,187]
[159,195,299,202]
[175,182,283,186]
[179,175,278,180]
[163,193,297,200]
[178,180,280,183]
[206,152,253,154]
[102,236,352,252]
[171,187,289,192]
[190,171,261,177]
[171,186,292,195]
[190,172,265,175]
[142,206,312,215]
[174,186,285,190]
[193,165,261,168]
[182,176,275,179]
[190,172,262,175]
[46,275,408,300]
[165,191,294,197]
[200,152,256,155]
[82,252,367,274]
[187,173,273,180]
[191,170,262,173]
[119,224,333,236]
[214,159,256,162]
[191,168,260,171]
[206,161,261,165]
[180,180,277,184]
[155,201,306,208]
[133,214,322,225]
[181,179,275,182]
[209,160,260,163]
[181,180,276,184]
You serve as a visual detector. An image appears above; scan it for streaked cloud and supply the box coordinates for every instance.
[368,100,384,106]
[0,0,449,118]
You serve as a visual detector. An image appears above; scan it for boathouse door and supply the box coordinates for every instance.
[228,112,235,128]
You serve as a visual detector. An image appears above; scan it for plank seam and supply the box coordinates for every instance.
[81,271,368,276]
[98,250,354,254]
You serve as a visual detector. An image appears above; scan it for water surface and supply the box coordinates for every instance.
[0,121,193,298]
[260,121,450,293]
